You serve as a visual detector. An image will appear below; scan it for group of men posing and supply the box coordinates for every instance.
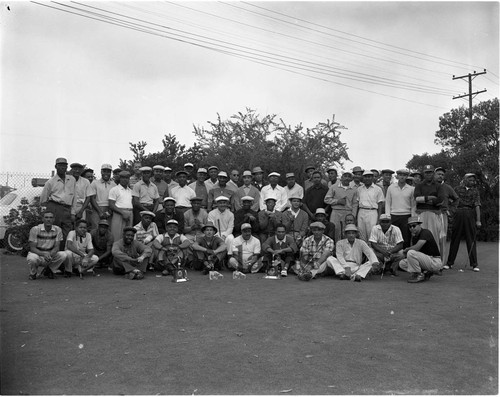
[27,157,482,283]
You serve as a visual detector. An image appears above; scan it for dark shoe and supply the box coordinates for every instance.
[423,270,433,281]
[408,273,425,283]
[161,270,170,277]
[201,268,209,275]
[64,270,72,278]
[45,268,55,279]
[338,273,349,280]
[29,274,37,280]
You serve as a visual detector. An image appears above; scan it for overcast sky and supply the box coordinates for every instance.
[1,1,499,179]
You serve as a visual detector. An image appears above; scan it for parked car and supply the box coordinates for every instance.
[0,186,44,251]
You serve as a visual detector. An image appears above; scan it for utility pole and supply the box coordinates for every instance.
[452,69,487,123]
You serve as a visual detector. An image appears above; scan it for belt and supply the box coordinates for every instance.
[457,207,474,210]
[359,207,377,210]
[48,200,71,208]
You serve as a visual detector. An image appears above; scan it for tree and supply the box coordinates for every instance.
[192,108,350,184]
[406,98,499,241]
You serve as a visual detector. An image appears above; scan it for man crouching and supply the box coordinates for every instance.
[111,227,152,280]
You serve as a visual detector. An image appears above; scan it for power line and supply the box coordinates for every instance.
[52,2,456,95]
[241,1,486,70]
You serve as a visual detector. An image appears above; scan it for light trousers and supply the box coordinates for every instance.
[399,250,442,273]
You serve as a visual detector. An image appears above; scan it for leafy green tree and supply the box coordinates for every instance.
[406,98,499,241]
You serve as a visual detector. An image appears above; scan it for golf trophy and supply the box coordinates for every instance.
[167,247,188,283]
[264,255,281,279]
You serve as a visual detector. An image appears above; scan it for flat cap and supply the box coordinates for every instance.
[98,220,109,226]
[240,223,252,231]
[252,166,264,174]
[379,214,391,221]
[190,197,203,202]
[55,157,68,164]
[184,163,194,168]
[163,197,176,203]
[101,163,113,170]
[327,166,337,172]
[285,172,295,178]
[464,173,477,179]
[381,169,394,174]
[139,210,155,218]
[407,216,422,225]
[215,196,229,202]
[139,166,152,172]
[153,165,165,170]
[123,226,137,234]
[175,170,188,177]
[208,166,219,171]
[113,168,122,174]
[396,168,410,175]
[305,165,315,172]
[310,221,326,229]
[352,166,364,173]
[70,162,84,168]
[164,166,172,172]
[218,171,229,178]
[242,170,252,177]
[268,172,280,178]
[197,168,207,174]
[344,224,358,232]
[362,170,374,176]
[435,167,446,173]
[241,196,254,201]
[315,208,326,215]
[264,196,277,202]
[288,195,302,201]
[119,171,131,178]
[166,219,179,226]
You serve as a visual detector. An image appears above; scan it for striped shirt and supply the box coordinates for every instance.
[29,224,63,251]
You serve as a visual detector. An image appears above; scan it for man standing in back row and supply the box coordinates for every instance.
[40,157,76,247]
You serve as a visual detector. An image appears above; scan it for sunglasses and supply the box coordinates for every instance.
[408,224,419,229]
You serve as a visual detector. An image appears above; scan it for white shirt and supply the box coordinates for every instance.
[109,184,133,209]
[170,185,196,207]
[368,224,404,251]
[385,183,416,215]
[260,184,288,211]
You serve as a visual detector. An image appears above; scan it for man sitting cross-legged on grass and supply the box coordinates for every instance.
[64,219,99,278]
[261,224,297,277]
[228,223,263,274]
[399,216,442,283]
[112,227,152,280]
[334,224,380,282]
[152,219,191,276]
[27,210,67,280]
[191,222,227,274]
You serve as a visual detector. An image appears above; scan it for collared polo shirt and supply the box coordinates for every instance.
[29,224,63,251]
[231,235,261,263]
[65,230,93,252]
[207,209,234,237]
[89,178,116,206]
[109,184,133,209]
[356,184,384,210]
[40,174,76,206]
[300,234,334,258]
[170,185,196,208]
[284,183,304,200]
[132,180,160,205]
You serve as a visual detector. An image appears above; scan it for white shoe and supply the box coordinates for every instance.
[473,267,480,272]
[443,265,450,270]
[281,269,288,277]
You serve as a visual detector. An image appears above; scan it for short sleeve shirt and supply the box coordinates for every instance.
[65,230,93,252]
[29,224,63,251]
[411,228,440,257]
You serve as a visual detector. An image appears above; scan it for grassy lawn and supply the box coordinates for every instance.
[0,241,497,395]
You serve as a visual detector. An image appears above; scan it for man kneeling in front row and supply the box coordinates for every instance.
[399,216,442,283]
[111,227,152,280]
[27,210,67,280]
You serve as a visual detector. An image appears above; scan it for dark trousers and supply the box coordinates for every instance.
[391,214,411,248]
[447,209,477,266]
[46,201,73,250]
